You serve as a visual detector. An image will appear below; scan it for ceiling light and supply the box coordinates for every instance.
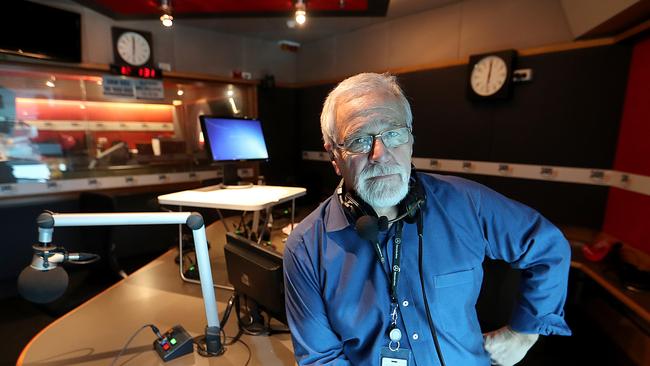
[160,14,173,27]
[177,89,184,96]
[295,0,307,26]
[45,76,56,88]
[160,0,173,27]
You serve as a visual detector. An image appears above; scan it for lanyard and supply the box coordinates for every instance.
[372,220,405,349]
[372,220,403,305]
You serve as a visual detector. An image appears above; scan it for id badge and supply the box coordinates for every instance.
[380,346,411,366]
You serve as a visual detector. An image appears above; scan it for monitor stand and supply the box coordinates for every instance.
[220,163,253,189]
[222,292,289,337]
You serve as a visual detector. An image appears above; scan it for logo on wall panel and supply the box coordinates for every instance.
[102,75,164,100]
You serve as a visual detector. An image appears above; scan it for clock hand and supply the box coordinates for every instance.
[486,60,493,93]
[132,36,135,62]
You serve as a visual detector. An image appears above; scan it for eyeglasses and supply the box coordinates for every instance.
[336,126,411,154]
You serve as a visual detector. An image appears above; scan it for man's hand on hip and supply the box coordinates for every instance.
[483,326,539,366]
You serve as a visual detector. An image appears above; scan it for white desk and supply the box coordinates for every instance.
[160,183,305,238]
[157,185,306,212]
[157,185,306,234]
[157,184,306,289]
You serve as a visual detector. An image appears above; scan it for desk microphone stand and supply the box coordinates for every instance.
[32,211,225,357]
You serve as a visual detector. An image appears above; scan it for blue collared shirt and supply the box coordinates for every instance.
[284,173,571,365]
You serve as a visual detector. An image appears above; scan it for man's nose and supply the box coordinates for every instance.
[369,136,390,162]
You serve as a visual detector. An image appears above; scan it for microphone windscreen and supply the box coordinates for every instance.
[378,216,389,232]
[355,215,379,242]
[18,266,68,304]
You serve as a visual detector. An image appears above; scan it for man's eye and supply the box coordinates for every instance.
[350,137,368,145]
[385,131,399,138]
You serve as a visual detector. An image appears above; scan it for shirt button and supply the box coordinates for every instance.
[412,333,419,340]
[402,300,409,307]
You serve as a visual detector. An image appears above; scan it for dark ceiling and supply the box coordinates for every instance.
[72,0,390,19]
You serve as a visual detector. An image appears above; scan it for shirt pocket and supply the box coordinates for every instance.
[431,267,482,334]
[434,268,475,288]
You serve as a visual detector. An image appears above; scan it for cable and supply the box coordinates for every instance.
[417,214,446,366]
[221,293,237,328]
[230,335,252,366]
[110,324,162,366]
[219,328,251,366]
[236,295,268,336]
[66,253,102,265]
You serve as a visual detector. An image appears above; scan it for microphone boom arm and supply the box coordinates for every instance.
[33,211,224,356]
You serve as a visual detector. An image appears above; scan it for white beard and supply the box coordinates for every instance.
[354,163,409,208]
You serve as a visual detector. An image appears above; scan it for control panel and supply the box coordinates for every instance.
[153,325,194,362]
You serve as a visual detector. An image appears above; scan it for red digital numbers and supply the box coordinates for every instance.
[111,64,161,79]
[136,67,156,78]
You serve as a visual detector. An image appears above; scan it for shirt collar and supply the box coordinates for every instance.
[324,190,353,232]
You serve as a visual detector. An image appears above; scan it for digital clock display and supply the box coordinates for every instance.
[110,64,162,79]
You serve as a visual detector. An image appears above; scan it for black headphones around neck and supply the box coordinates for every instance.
[337,166,426,236]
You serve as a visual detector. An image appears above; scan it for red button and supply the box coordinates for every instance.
[163,343,170,350]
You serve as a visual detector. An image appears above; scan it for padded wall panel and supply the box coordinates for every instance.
[398,45,631,168]
[298,83,337,150]
[489,45,630,168]
[258,86,300,186]
[399,68,495,161]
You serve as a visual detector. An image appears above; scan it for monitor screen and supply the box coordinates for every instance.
[224,232,286,325]
[199,116,269,162]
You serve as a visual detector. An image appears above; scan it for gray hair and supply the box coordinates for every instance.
[320,72,412,148]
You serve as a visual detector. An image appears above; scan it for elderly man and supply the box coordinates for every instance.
[283,73,571,366]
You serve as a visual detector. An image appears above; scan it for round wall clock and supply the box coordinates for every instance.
[467,50,517,100]
[111,27,154,67]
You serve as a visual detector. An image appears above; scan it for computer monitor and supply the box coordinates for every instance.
[224,232,286,326]
[199,116,269,186]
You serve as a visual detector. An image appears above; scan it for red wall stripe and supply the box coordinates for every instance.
[603,34,650,254]
[612,36,650,176]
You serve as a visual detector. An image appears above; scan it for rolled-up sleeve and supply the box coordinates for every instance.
[284,236,352,365]
[476,185,572,336]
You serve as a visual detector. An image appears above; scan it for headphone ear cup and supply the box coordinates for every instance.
[344,192,378,222]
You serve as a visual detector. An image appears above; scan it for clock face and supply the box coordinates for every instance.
[116,31,151,66]
[470,55,508,97]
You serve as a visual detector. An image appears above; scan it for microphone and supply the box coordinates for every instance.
[18,265,68,304]
[17,250,100,304]
[355,215,380,243]
[356,212,409,242]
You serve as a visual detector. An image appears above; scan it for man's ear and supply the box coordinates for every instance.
[331,158,342,176]
[324,143,342,176]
